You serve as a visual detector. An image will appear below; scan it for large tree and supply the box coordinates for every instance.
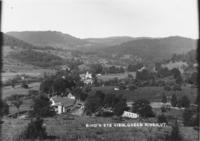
[132,99,154,117]
[171,94,178,107]
[20,117,47,140]
[161,93,167,103]
[31,94,55,117]
[177,95,190,108]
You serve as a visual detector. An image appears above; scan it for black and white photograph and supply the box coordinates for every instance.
[0,0,199,140]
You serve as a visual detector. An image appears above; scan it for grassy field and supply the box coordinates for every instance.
[1,114,199,141]
[92,86,197,103]
[2,82,40,99]
[97,72,136,81]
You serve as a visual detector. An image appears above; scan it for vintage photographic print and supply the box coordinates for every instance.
[0,0,199,140]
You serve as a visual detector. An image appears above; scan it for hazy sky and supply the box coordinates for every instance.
[2,0,198,39]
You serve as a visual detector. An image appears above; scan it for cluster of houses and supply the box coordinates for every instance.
[50,93,76,114]
[48,70,141,119]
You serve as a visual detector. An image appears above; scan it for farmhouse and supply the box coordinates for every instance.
[122,111,139,119]
[50,96,75,114]
[80,71,93,85]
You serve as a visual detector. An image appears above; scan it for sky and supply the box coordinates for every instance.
[2,0,199,39]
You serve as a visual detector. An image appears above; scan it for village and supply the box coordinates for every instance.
[1,58,199,140]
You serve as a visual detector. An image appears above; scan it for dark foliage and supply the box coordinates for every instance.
[161,93,167,103]
[183,108,197,126]
[171,94,178,107]
[172,84,182,91]
[40,72,77,96]
[85,91,127,116]
[177,95,190,108]
[136,69,154,81]
[161,106,167,113]
[20,117,47,140]
[157,67,172,78]
[31,94,55,117]
[166,120,182,141]
[157,114,168,123]
[164,85,171,91]
[113,98,127,116]
[132,99,155,118]
[127,63,143,72]
[9,49,64,68]
[0,100,9,116]
[84,94,102,115]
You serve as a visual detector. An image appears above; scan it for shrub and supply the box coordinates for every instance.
[177,95,190,108]
[157,114,168,123]
[19,117,47,140]
[161,93,167,103]
[171,94,177,107]
[113,99,127,116]
[132,99,155,118]
[173,84,182,91]
[0,100,9,116]
[161,106,167,113]
[164,85,171,91]
[31,94,55,117]
[166,120,182,141]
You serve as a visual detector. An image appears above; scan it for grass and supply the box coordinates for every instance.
[1,114,199,141]
[97,72,136,81]
[2,82,40,99]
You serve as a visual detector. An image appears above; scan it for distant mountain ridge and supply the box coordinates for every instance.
[99,36,197,62]
[6,31,141,49]
[6,31,88,49]
[84,36,134,46]
[4,31,197,64]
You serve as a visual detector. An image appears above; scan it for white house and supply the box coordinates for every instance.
[122,111,139,119]
[80,71,93,85]
[50,96,75,114]
[67,93,76,100]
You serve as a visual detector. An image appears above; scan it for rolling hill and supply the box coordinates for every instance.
[84,36,134,46]
[99,36,197,62]
[6,31,89,49]
[3,31,197,69]
[6,31,142,50]
[2,33,65,71]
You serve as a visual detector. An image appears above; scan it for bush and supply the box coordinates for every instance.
[113,98,127,116]
[177,95,190,108]
[166,120,182,141]
[128,84,137,91]
[173,84,182,91]
[161,93,167,103]
[157,114,168,123]
[0,100,9,116]
[21,83,29,89]
[161,106,167,113]
[19,117,47,140]
[132,99,155,118]
[183,108,198,126]
[164,85,171,91]
[171,94,177,107]
[31,94,55,117]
